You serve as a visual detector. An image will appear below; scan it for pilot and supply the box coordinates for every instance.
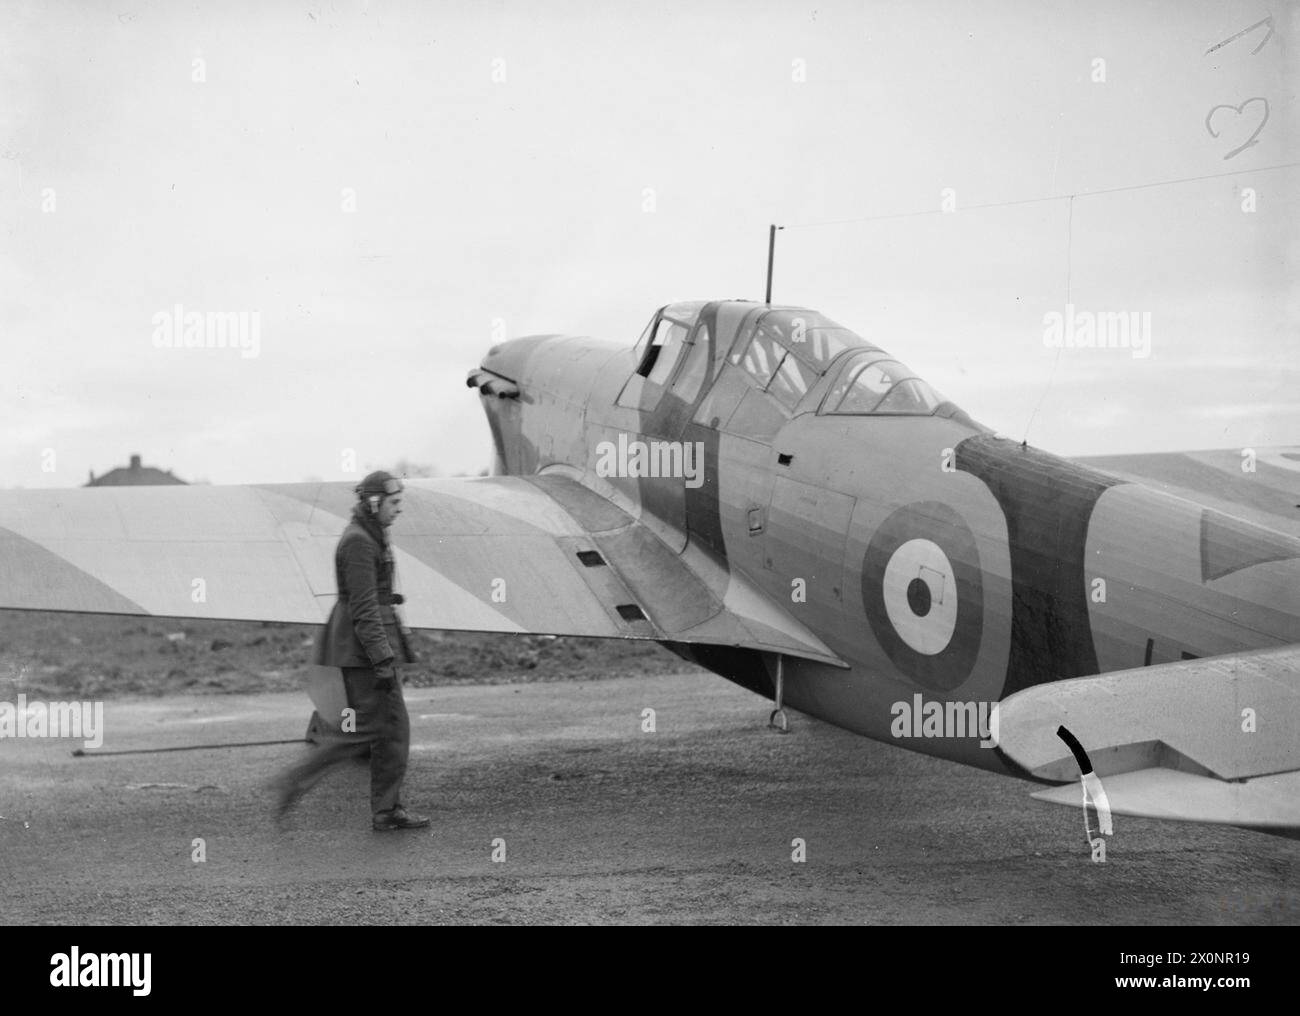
[272,470,430,831]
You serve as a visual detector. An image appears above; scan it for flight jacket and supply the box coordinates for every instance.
[313,506,415,669]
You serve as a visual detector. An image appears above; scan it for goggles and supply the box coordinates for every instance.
[356,477,405,497]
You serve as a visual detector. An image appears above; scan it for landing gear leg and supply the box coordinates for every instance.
[768,654,790,734]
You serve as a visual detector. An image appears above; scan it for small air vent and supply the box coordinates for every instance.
[577,550,606,567]
[777,453,793,466]
[616,604,647,621]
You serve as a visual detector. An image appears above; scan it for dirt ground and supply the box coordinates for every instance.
[0,611,690,699]
[1,672,1295,925]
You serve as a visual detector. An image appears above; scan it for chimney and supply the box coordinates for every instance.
[130,454,142,471]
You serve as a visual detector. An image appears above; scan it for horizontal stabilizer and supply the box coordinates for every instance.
[1031,767,1300,834]
[997,646,1300,833]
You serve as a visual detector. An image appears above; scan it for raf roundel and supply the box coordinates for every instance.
[862,502,984,692]
[882,538,958,654]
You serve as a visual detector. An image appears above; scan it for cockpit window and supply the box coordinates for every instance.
[662,301,706,328]
[632,302,705,372]
[832,359,904,414]
[642,319,690,386]
[733,333,819,411]
[727,308,883,412]
[673,321,709,402]
[875,378,943,415]
[738,328,782,387]
[767,353,817,408]
[733,310,877,373]
[823,353,947,416]
[758,313,865,370]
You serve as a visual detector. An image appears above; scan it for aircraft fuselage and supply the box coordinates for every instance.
[474,301,1300,774]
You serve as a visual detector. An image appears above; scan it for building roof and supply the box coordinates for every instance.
[86,454,187,487]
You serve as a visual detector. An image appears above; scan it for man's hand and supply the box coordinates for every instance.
[374,660,397,690]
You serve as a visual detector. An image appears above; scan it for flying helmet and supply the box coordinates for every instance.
[356,470,404,497]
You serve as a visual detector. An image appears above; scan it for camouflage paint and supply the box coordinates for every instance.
[470,301,1299,775]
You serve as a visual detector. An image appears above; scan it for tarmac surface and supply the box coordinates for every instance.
[2,672,1296,924]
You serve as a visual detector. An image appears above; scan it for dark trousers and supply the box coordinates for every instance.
[281,666,410,815]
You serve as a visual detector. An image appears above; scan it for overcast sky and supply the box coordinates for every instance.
[1,0,1295,487]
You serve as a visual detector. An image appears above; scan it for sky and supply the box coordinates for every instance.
[1,0,1296,487]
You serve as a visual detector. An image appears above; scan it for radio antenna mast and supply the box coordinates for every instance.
[764,224,783,303]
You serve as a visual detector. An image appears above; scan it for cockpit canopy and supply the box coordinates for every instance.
[628,302,957,422]
[820,353,946,415]
[727,308,949,416]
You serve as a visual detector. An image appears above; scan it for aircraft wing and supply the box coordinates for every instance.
[1075,446,1300,538]
[0,474,845,666]
[996,645,1300,835]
